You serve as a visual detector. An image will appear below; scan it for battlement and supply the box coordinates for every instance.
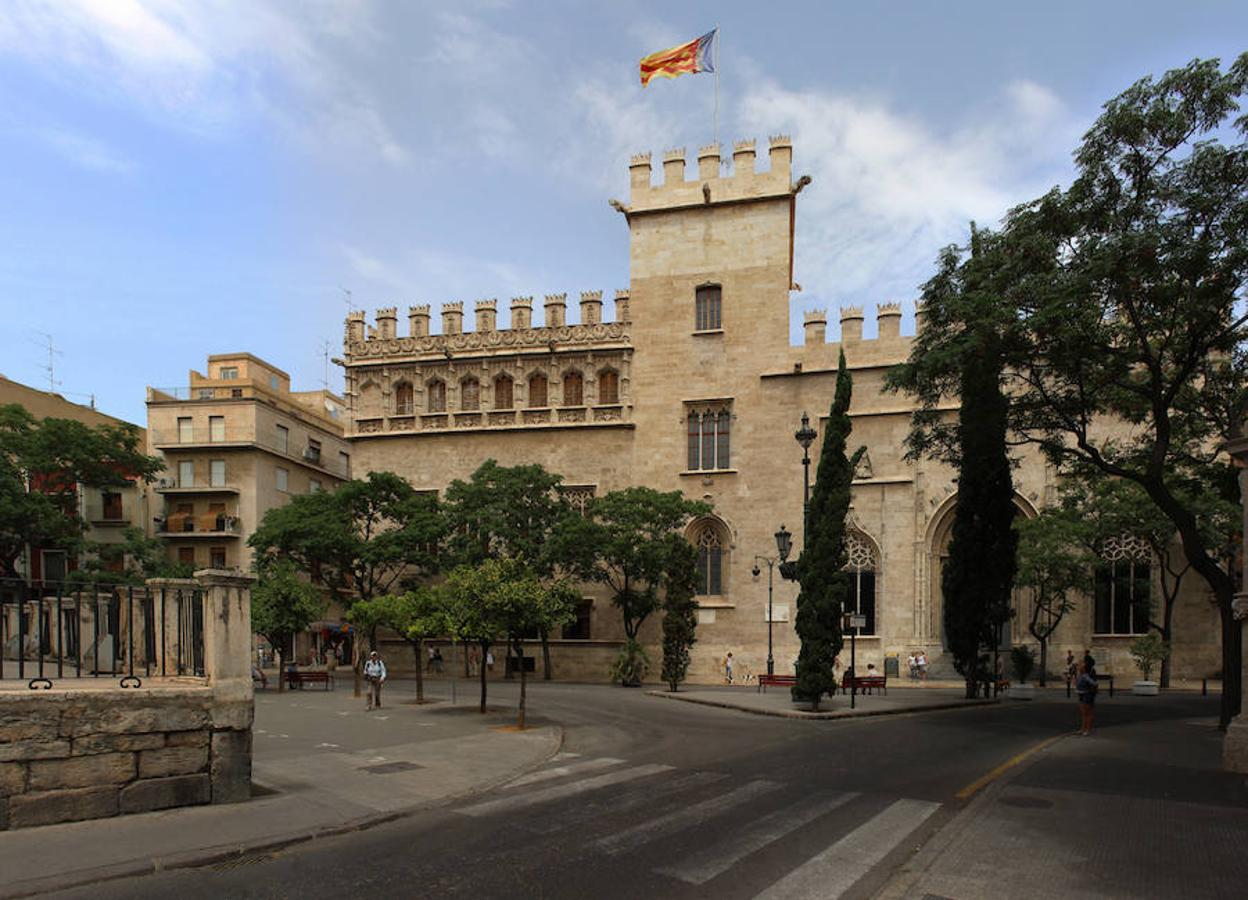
[346,293,631,356]
[800,303,914,348]
[626,135,798,212]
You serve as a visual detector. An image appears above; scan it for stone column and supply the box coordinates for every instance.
[195,569,255,802]
[1224,453,1248,772]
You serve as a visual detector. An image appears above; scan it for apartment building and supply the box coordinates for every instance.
[145,354,350,573]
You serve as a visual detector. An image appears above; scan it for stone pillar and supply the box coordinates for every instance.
[662,148,686,186]
[511,297,533,329]
[409,305,430,337]
[877,302,902,340]
[579,290,603,325]
[614,289,630,323]
[375,307,397,340]
[697,143,720,180]
[1224,452,1248,772]
[732,139,756,182]
[475,299,497,332]
[194,569,255,802]
[544,293,566,328]
[803,309,827,345]
[442,302,464,335]
[840,306,864,344]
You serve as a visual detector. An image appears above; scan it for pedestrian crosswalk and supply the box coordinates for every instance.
[454,752,943,898]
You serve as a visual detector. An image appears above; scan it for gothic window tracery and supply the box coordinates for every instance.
[393,381,414,415]
[598,369,619,404]
[461,377,480,411]
[426,379,446,413]
[562,371,584,406]
[1094,534,1152,635]
[528,373,548,408]
[844,531,878,636]
[686,404,731,470]
[689,517,729,596]
[494,374,514,410]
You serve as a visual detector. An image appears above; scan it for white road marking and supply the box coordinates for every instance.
[596,780,782,856]
[752,798,940,900]
[527,770,729,836]
[656,791,859,885]
[507,757,625,788]
[459,763,673,817]
[316,742,340,749]
[551,751,581,761]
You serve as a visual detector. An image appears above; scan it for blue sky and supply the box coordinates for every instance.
[1,1,1245,426]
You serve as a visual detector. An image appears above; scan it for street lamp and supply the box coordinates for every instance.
[774,524,796,581]
[794,413,818,548]
[752,555,777,676]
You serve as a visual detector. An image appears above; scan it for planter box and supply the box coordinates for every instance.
[1012,683,1036,700]
[1132,681,1159,696]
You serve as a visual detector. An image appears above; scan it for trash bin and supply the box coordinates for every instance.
[884,653,900,677]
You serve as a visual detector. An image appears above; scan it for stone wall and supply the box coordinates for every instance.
[0,687,250,830]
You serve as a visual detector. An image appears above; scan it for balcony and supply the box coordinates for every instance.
[154,480,240,495]
[151,427,348,479]
[156,513,242,539]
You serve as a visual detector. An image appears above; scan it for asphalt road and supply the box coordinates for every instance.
[48,684,1235,900]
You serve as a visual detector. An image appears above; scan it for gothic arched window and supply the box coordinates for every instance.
[598,369,619,405]
[562,370,584,406]
[528,373,548,408]
[844,531,878,636]
[461,377,480,411]
[1094,534,1152,635]
[426,380,446,413]
[393,381,414,415]
[493,374,514,410]
[689,518,728,596]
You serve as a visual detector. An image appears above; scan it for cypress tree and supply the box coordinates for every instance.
[941,235,1018,698]
[661,541,699,692]
[793,350,865,711]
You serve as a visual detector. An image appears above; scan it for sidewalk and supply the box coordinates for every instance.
[647,683,1000,719]
[0,676,560,899]
[878,699,1248,899]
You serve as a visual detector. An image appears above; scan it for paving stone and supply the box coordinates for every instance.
[28,751,135,790]
[119,774,210,814]
[8,786,118,828]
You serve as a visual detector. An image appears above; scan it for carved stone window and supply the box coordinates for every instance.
[690,518,728,596]
[494,374,514,410]
[562,371,584,406]
[686,404,731,471]
[426,380,446,413]
[844,531,878,636]
[598,369,619,405]
[461,377,480,411]
[528,373,548,408]
[1094,534,1152,635]
[559,485,596,516]
[695,284,722,331]
[394,381,414,415]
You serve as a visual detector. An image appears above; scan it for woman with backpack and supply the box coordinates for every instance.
[1075,662,1098,735]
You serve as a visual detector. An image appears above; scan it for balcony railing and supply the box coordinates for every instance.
[157,514,241,536]
[150,427,348,478]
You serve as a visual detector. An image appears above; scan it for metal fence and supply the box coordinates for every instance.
[0,579,204,690]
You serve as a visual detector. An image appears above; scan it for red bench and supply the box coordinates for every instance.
[757,674,797,693]
[841,674,887,695]
[287,670,333,691]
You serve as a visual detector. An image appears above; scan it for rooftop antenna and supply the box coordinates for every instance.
[34,331,62,393]
[339,286,354,314]
[319,339,332,391]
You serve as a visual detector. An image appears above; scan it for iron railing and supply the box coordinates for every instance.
[0,579,204,690]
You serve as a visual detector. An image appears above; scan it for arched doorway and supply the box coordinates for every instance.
[927,492,1037,652]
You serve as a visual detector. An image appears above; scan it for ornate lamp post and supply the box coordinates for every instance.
[794,413,818,549]
[753,525,793,677]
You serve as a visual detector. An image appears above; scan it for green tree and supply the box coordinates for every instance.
[1014,508,1094,685]
[73,527,194,587]
[250,471,443,695]
[660,541,699,692]
[252,559,326,692]
[0,404,163,578]
[436,558,575,725]
[1061,473,1237,688]
[794,351,864,710]
[962,55,1248,725]
[443,459,577,679]
[888,226,1020,699]
[348,590,441,703]
[556,487,709,685]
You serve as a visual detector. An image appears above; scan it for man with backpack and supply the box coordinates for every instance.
[364,650,387,710]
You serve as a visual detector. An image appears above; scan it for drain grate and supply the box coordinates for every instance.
[358,760,423,775]
[211,853,274,871]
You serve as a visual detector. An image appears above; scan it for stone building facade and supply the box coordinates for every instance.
[341,137,1224,685]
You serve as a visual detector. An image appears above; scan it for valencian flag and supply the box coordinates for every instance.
[639,29,717,87]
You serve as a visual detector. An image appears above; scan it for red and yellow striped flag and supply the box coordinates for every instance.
[639,29,717,87]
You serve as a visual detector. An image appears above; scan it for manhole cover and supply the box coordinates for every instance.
[358,760,423,775]
[998,795,1054,809]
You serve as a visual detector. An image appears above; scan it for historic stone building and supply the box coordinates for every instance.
[340,137,1223,685]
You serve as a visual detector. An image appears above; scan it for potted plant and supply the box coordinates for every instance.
[1010,645,1037,699]
[611,639,649,687]
[1130,632,1169,696]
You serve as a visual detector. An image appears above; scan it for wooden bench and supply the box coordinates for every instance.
[1094,673,1115,697]
[841,674,887,695]
[287,670,333,691]
[757,674,797,693]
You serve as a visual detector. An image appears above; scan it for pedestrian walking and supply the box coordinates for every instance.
[485,649,495,673]
[1075,662,1097,735]
[916,650,928,682]
[364,650,387,710]
[724,652,734,685]
[433,647,444,674]
[1065,650,1078,691]
[427,644,437,673]
[468,645,480,677]
[907,652,918,681]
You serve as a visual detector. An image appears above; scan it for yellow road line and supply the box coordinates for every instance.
[955,734,1066,800]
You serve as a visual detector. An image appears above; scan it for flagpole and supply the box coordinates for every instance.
[713,26,720,150]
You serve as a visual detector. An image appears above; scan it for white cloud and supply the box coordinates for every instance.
[40,127,134,173]
[736,79,1079,330]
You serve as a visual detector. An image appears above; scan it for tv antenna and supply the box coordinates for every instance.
[319,339,332,391]
[34,331,63,392]
[339,286,354,313]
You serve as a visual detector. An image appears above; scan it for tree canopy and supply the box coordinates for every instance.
[252,559,326,690]
[1014,506,1094,684]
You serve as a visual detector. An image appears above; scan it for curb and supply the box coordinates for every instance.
[644,689,1000,720]
[0,724,564,900]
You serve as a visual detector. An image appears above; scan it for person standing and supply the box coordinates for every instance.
[907,652,918,681]
[1065,650,1078,692]
[364,650,387,710]
[724,652,734,685]
[916,650,928,682]
[1075,662,1097,735]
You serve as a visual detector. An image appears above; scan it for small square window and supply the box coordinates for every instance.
[209,416,225,442]
[219,367,239,380]
[210,459,226,487]
[276,467,288,492]
[695,285,722,331]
